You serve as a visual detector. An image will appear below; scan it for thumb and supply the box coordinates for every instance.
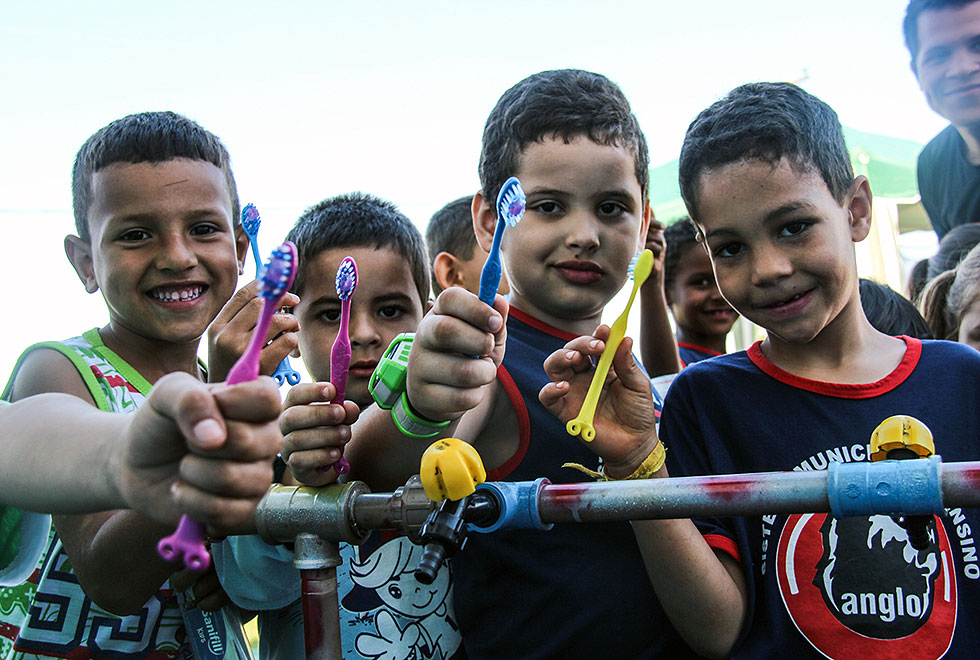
[153,374,227,452]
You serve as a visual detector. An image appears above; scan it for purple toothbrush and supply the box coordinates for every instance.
[325,256,358,474]
[157,242,297,570]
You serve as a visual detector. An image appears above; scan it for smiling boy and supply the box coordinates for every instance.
[541,82,980,659]
[0,112,288,660]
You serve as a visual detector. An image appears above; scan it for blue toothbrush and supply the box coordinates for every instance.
[241,203,302,386]
[478,176,526,306]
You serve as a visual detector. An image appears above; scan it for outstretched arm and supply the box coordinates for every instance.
[539,328,746,658]
[2,373,281,527]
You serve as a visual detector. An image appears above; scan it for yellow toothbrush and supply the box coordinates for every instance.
[566,249,654,442]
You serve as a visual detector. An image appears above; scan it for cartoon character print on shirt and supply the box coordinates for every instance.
[339,537,460,660]
[775,511,957,658]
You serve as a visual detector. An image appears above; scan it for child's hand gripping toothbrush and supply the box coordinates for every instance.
[242,203,302,386]
[566,249,654,442]
[478,176,526,306]
[323,256,358,474]
[158,241,297,570]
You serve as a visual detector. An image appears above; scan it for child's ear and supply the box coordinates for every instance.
[472,191,497,253]
[64,235,99,293]
[845,176,873,242]
[234,224,249,273]
[433,252,464,291]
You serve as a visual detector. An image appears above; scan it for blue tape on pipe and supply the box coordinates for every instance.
[828,456,943,518]
[469,478,552,533]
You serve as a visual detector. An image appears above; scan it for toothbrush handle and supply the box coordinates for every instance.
[322,300,352,473]
[273,356,301,386]
[330,299,352,405]
[565,314,629,443]
[248,235,263,275]
[158,299,275,568]
[478,221,506,306]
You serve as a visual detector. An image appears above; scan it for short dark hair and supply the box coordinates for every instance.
[478,69,649,211]
[285,192,430,306]
[859,279,932,339]
[679,83,853,222]
[662,217,701,290]
[72,111,239,242]
[425,196,477,295]
[904,0,979,60]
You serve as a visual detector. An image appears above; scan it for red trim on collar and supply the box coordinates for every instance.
[508,306,580,342]
[746,336,921,399]
[485,365,531,481]
[677,341,723,357]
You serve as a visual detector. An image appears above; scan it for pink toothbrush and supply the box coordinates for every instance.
[157,241,297,570]
[325,256,357,474]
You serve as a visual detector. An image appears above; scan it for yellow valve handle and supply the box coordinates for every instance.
[419,438,487,502]
[869,415,935,462]
[566,250,654,442]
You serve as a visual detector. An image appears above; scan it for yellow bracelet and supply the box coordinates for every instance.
[563,441,666,481]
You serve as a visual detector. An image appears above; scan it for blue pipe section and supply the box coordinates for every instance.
[828,456,943,518]
[469,478,553,533]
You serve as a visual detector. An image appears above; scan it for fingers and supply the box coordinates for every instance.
[208,280,301,381]
[171,565,230,611]
[170,481,268,532]
[610,337,651,395]
[280,385,359,485]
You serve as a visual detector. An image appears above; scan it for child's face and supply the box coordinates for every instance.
[666,243,738,339]
[481,136,647,329]
[292,245,426,407]
[957,297,980,352]
[695,158,870,346]
[68,158,246,347]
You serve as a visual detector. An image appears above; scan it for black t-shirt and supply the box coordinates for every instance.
[917,125,980,240]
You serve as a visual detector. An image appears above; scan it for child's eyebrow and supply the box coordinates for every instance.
[763,201,813,223]
[372,292,415,305]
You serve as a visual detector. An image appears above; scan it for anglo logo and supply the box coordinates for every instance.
[776,513,956,658]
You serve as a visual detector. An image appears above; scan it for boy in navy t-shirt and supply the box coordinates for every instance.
[540,82,980,659]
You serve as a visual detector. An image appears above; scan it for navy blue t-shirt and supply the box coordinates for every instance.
[663,337,980,659]
[452,307,694,660]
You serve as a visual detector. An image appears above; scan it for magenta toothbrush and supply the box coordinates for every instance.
[241,203,302,386]
[325,256,358,474]
[157,241,297,570]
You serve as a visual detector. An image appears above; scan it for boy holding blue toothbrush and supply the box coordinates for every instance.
[347,69,694,659]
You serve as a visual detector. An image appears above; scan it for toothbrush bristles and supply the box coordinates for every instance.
[242,203,261,230]
[260,244,296,298]
[336,258,358,300]
[627,253,640,279]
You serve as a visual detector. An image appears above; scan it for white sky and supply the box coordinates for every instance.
[0,0,948,384]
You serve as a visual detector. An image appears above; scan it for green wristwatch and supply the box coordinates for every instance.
[369,333,451,438]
